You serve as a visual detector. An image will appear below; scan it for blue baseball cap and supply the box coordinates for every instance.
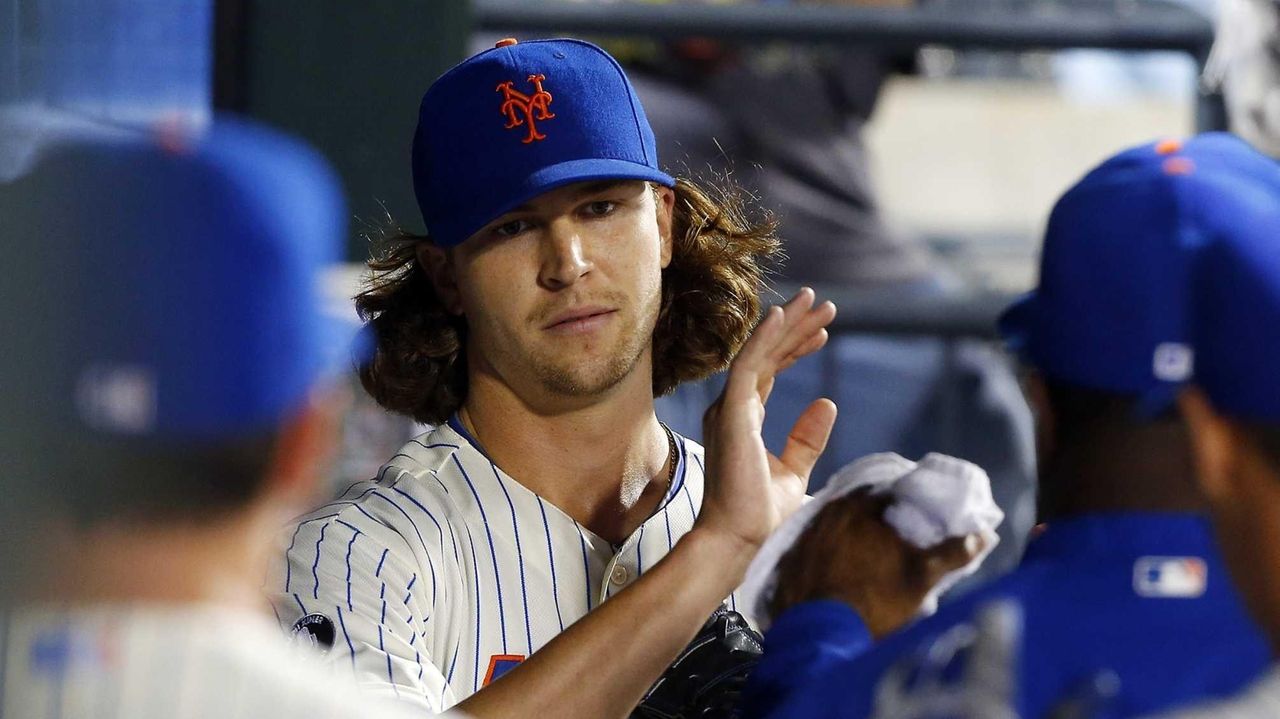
[411,38,675,247]
[999,133,1280,411]
[1187,166,1280,423]
[11,116,363,442]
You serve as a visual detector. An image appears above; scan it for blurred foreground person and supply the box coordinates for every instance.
[0,118,462,719]
[740,134,1274,719]
[1148,137,1280,718]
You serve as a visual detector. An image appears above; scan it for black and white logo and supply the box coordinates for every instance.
[290,613,336,655]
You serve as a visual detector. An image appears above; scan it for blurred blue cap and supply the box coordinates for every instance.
[411,38,674,247]
[999,133,1280,411]
[24,116,362,441]
[1188,169,1280,423]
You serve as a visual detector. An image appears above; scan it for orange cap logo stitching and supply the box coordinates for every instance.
[496,74,556,144]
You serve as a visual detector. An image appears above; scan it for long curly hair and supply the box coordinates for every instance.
[355,176,782,425]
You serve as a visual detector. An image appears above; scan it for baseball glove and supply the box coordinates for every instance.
[631,605,764,719]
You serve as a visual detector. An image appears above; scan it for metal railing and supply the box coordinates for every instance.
[475,0,1224,143]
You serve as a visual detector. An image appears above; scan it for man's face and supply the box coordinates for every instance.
[430,180,674,406]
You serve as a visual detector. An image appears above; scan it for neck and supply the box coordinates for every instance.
[1037,422,1207,522]
[27,507,278,613]
[460,356,671,544]
[1209,444,1280,657]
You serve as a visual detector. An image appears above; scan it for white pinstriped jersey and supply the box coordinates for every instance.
[268,419,743,711]
[0,604,461,719]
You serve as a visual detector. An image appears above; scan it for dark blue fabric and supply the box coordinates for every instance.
[745,513,1270,718]
[999,133,1280,412]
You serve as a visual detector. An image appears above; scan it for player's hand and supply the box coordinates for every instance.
[768,488,982,639]
[695,288,838,557]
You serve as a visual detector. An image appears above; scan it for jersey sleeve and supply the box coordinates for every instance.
[266,508,456,712]
[741,600,874,719]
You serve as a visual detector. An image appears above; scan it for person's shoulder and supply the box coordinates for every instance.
[848,564,1044,680]
[163,608,449,718]
[280,425,480,560]
[1156,666,1280,719]
[3,605,452,719]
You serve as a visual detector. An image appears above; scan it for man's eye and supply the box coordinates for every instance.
[493,219,531,237]
[584,200,616,217]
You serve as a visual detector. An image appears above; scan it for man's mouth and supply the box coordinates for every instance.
[543,307,617,333]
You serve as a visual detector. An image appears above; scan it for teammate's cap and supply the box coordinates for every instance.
[411,38,675,247]
[12,116,364,441]
[999,132,1280,411]
[1187,175,1280,422]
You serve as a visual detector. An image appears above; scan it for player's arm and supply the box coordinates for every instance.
[741,490,980,719]
[457,289,837,719]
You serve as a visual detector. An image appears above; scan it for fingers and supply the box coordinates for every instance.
[770,290,835,369]
[777,329,829,374]
[921,533,984,587]
[778,398,838,484]
[725,289,836,406]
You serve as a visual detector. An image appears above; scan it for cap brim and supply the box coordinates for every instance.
[442,158,676,247]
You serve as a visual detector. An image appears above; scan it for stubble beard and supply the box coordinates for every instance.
[529,289,662,398]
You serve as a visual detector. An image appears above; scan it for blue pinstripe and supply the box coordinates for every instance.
[685,452,701,520]
[376,548,389,577]
[463,523,484,693]
[637,524,645,574]
[339,522,361,612]
[668,435,688,502]
[283,513,338,593]
[404,574,417,606]
[311,522,329,600]
[492,463,534,654]
[447,635,461,686]
[336,605,357,672]
[378,624,400,698]
[455,454,509,653]
[390,486,454,608]
[537,497,566,632]
[664,502,674,551]
[369,491,442,611]
[577,523,593,610]
[408,439,461,453]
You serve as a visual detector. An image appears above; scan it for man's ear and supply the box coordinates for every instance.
[417,243,464,315]
[1178,386,1240,502]
[654,184,676,269]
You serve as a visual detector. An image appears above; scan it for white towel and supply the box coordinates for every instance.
[738,452,1004,630]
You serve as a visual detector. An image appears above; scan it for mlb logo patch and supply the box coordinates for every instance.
[1133,556,1207,598]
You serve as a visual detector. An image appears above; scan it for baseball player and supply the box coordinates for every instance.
[1139,138,1280,719]
[271,37,839,716]
[740,134,1277,719]
[0,118,461,719]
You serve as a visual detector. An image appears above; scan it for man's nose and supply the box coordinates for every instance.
[539,220,593,289]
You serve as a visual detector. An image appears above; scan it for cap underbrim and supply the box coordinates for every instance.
[439,158,676,247]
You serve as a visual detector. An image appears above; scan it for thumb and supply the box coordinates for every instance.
[922,533,984,587]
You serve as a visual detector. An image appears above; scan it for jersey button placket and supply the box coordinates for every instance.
[610,564,630,587]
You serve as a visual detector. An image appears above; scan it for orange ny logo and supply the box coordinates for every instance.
[496,74,555,143]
